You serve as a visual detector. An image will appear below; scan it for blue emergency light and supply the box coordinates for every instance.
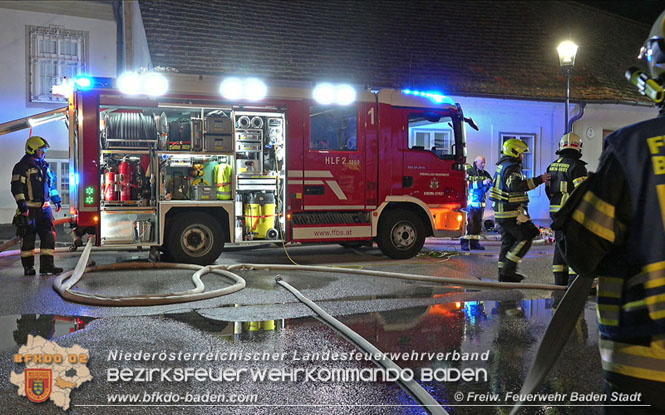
[402,89,454,105]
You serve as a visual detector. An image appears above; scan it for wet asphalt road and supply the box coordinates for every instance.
[0,238,608,414]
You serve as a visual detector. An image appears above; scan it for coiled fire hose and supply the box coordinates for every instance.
[49,239,564,307]
[53,238,246,306]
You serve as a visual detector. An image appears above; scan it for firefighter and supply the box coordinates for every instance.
[546,132,588,286]
[10,136,63,276]
[554,12,665,412]
[461,155,492,251]
[489,139,550,282]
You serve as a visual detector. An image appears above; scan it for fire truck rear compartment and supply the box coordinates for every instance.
[97,104,286,263]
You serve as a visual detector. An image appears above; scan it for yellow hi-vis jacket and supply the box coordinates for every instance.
[215,163,232,200]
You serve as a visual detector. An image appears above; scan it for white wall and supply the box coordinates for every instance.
[452,95,657,221]
[571,103,657,172]
[129,0,152,70]
[0,4,116,223]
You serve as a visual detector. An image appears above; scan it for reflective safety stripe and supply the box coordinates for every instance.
[469,234,480,240]
[498,261,505,269]
[21,250,34,258]
[553,265,566,272]
[489,188,528,203]
[573,176,587,187]
[49,189,59,197]
[26,201,44,208]
[11,174,26,183]
[560,181,568,194]
[597,304,620,326]
[40,249,54,256]
[627,262,665,290]
[14,193,25,201]
[550,204,561,213]
[599,337,665,383]
[583,191,616,218]
[621,262,665,320]
[598,276,623,299]
[526,178,536,190]
[26,173,34,202]
[572,191,618,242]
[506,240,527,263]
[495,210,519,218]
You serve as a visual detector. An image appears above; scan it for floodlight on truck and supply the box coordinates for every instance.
[313,83,356,105]
[219,77,267,101]
[117,71,168,96]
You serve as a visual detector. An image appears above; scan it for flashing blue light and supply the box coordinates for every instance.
[74,76,93,90]
[402,89,454,105]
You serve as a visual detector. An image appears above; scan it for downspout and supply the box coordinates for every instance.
[113,1,125,73]
[567,102,586,133]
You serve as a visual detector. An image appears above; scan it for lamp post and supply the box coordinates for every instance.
[557,40,578,134]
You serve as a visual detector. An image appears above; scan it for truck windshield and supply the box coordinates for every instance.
[407,113,456,159]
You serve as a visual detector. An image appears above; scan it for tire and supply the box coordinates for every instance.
[376,209,426,259]
[165,212,224,265]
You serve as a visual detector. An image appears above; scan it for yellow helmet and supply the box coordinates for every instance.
[559,132,582,153]
[25,136,50,155]
[502,139,529,157]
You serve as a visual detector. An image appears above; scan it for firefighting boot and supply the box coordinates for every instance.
[460,238,470,251]
[39,255,63,275]
[554,272,569,286]
[470,239,485,250]
[21,255,35,276]
[498,264,525,283]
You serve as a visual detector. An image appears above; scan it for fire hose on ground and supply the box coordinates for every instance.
[1,227,578,414]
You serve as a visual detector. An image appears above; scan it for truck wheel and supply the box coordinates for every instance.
[376,209,425,259]
[166,213,224,265]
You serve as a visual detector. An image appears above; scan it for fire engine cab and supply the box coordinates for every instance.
[4,73,473,264]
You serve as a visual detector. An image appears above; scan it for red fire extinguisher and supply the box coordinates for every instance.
[104,169,118,201]
[119,158,133,201]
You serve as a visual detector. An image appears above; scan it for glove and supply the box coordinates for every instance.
[55,202,62,213]
[12,214,27,237]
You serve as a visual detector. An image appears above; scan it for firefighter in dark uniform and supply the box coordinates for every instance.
[546,132,588,286]
[556,12,665,413]
[489,139,550,282]
[11,136,64,276]
[461,155,492,251]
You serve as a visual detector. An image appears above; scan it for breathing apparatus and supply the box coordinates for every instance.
[626,10,665,105]
[626,67,665,104]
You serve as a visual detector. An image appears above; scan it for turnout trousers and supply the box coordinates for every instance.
[20,206,56,270]
[497,218,539,275]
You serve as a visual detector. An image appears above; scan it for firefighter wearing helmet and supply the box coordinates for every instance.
[10,136,63,276]
[488,139,550,282]
[545,132,587,286]
[553,10,665,412]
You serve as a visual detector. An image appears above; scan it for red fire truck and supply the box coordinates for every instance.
[4,73,474,264]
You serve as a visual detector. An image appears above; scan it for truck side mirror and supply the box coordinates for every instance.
[464,117,479,131]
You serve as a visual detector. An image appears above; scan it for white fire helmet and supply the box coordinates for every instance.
[559,132,582,153]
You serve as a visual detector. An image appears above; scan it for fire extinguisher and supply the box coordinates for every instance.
[104,168,118,201]
[119,158,133,201]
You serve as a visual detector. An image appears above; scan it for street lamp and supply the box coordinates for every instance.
[557,40,578,133]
